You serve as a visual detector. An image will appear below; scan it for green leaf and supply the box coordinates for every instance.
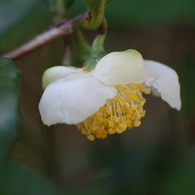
[83,33,106,70]
[0,57,21,167]
[0,161,61,195]
[0,0,51,55]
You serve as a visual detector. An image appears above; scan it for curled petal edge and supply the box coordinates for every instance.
[144,60,181,111]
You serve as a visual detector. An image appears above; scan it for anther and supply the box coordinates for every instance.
[76,83,150,140]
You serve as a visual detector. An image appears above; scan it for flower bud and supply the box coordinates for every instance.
[42,66,78,89]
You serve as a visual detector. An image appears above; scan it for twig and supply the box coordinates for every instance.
[3,22,73,60]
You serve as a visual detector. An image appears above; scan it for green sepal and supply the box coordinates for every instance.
[0,57,21,168]
[83,33,106,71]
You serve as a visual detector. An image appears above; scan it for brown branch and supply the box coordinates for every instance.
[3,22,73,60]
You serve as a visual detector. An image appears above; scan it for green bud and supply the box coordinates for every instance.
[82,0,105,30]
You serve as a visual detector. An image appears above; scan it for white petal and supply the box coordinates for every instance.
[144,60,181,110]
[42,66,80,89]
[39,74,117,126]
[94,49,147,85]
[64,69,94,81]
[149,86,162,97]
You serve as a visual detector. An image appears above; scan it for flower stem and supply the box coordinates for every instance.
[2,22,73,61]
[1,14,83,61]
[74,30,91,67]
[83,18,108,70]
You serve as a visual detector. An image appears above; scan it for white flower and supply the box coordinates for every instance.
[39,49,181,141]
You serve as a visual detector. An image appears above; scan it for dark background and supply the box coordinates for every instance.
[1,0,195,194]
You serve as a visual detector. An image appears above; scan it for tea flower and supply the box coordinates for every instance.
[39,49,181,141]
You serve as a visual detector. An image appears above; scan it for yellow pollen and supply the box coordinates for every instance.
[76,83,150,141]
[87,135,95,141]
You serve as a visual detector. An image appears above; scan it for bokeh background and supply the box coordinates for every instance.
[1,0,195,194]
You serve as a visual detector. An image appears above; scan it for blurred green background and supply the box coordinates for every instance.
[1,0,195,194]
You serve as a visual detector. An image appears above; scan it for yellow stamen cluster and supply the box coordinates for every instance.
[77,83,150,141]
